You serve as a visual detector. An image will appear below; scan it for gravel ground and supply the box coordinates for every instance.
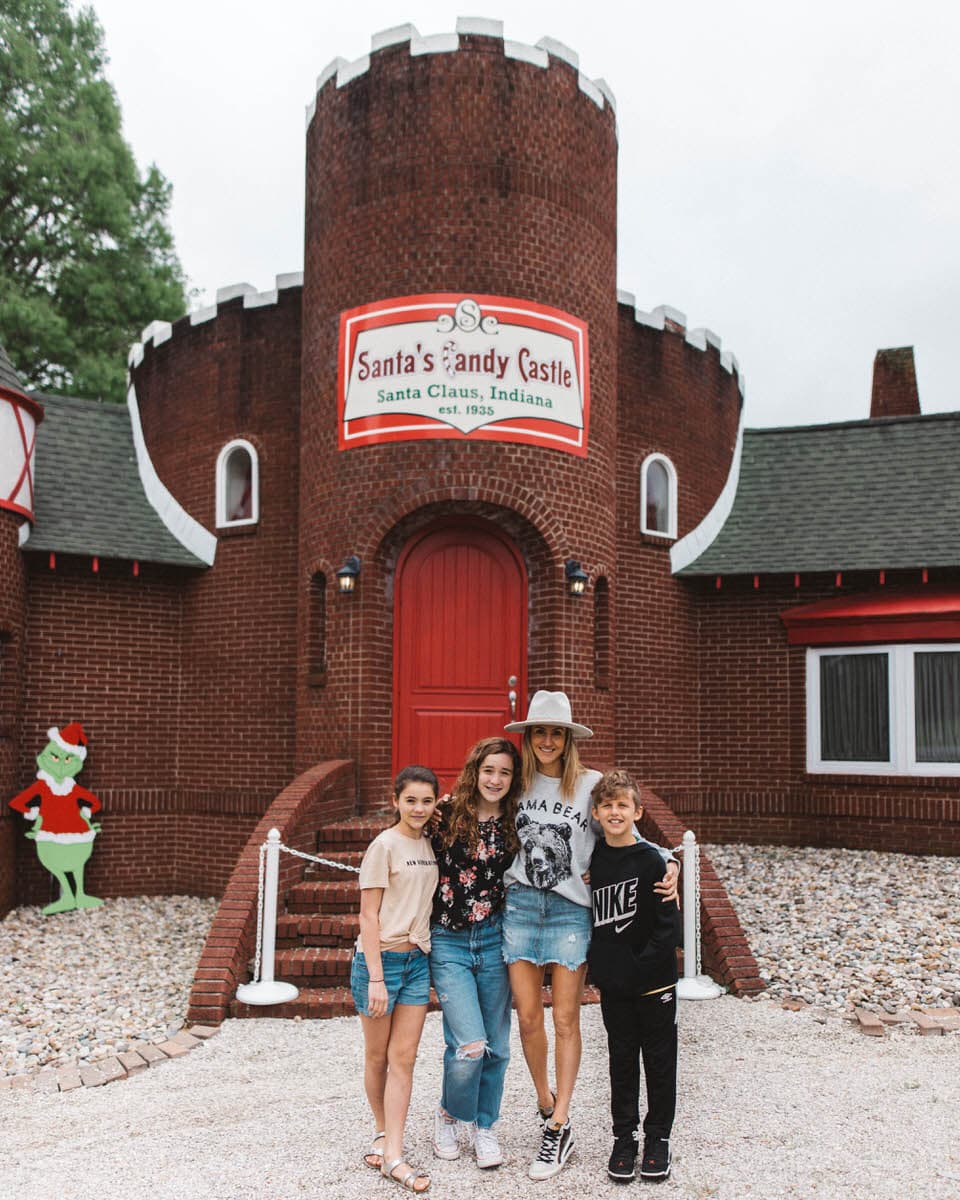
[706,845,960,1012]
[5,1002,960,1200]
[0,896,217,1077]
[3,848,960,1197]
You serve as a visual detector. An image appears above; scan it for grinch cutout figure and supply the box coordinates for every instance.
[8,723,103,915]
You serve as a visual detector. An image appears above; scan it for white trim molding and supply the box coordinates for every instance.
[127,385,217,565]
[670,414,744,574]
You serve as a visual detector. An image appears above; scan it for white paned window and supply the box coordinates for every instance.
[215,439,259,528]
[806,643,960,776]
[640,453,677,538]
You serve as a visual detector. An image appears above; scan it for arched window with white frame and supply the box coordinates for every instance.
[640,452,678,538]
[216,439,259,528]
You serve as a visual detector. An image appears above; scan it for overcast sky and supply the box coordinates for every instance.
[89,0,959,428]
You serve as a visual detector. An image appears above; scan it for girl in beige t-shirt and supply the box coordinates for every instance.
[352,764,439,1195]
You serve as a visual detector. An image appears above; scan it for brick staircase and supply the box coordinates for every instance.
[230,812,599,1019]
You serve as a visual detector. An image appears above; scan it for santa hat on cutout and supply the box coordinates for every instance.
[47,722,88,761]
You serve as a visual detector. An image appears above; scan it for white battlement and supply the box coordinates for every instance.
[619,294,745,396]
[308,23,616,121]
[128,273,305,374]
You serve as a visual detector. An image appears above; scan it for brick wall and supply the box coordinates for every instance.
[14,556,271,904]
[131,292,302,806]
[613,308,742,791]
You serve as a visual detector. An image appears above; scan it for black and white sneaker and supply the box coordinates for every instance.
[528,1119,574,1180]
[639,1136,671,1182]
[607,1131,639,1182]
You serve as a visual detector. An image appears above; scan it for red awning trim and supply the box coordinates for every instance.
[780,589,960,646]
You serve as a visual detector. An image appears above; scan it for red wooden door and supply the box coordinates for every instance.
[394,522,527,788]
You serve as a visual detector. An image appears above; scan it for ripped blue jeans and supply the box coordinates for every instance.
[429,912,511,1129]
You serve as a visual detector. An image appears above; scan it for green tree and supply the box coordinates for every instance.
[0,0,187,400]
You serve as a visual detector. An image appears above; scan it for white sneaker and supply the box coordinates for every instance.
[475,1125,503,1170]
[433,1106,460,1160]
[458,1121,477,1151]
[528,1119,574,1180]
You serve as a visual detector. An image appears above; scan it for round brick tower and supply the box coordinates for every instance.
[299,22,620,798]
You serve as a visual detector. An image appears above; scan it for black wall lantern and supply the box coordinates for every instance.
[565,559,588,596]
[336,555,361,594]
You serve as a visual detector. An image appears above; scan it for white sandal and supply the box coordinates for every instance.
[363,1131,385,1169]
[381,1156,431,1193]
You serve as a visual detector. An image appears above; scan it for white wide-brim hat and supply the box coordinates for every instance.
[504,690,593,739]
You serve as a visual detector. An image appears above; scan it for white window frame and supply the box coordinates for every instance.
[806,642,960,777]
[215,438,259,528]
[640,452,678,539]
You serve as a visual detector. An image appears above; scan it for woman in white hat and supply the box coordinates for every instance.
[501,691,678,1181]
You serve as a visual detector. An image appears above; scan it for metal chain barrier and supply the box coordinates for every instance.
[278,842,362,875]
[244,833,361,990]
[251,841,267,986]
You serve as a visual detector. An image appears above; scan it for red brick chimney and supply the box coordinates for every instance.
[870,346,920,418]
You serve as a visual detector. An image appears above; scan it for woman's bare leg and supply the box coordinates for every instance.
[548,963,587,1125]
[508,960,553,1113]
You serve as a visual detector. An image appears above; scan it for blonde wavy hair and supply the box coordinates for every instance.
[520,726,586,800]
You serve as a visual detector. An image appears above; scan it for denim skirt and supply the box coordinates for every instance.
[501,883,592,970]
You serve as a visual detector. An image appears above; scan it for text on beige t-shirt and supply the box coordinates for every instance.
[356,825,439,954]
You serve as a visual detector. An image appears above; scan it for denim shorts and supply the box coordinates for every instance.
[501,883,592,970]
[350,948,431,1016]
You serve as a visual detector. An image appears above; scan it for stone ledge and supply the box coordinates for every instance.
[0,1024,220,1093]
[775,999,960,1039]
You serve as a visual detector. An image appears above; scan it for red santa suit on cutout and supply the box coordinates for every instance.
[9,723,101,842]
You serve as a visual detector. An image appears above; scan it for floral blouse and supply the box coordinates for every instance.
[431,817,512,931]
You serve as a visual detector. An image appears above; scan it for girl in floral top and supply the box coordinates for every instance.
[428,736,522,1171]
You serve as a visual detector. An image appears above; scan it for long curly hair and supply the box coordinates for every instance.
[439,737,522,856]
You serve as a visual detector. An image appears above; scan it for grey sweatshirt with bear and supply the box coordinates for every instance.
[504,769,673,908]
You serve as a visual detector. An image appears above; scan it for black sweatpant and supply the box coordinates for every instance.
[599,985,678,1140]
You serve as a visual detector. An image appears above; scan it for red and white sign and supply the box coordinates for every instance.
[338,293,590,456]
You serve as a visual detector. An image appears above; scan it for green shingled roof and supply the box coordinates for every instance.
[24,393,206,568]
[679,411,960,575]
[0,344,27,395]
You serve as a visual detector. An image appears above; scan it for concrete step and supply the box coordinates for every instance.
[302,849,363,881]
[273,946,352,987]
[276,912,359,948]
[286,879,358,914]
[316,814,393,851]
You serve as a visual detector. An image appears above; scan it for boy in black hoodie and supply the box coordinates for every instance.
[588,770,680,1184]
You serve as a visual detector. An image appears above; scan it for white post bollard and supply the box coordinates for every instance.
[675,829,722,1001]
[236,828,299,1006]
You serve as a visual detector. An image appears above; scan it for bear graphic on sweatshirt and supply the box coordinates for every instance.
[516,812,573,890]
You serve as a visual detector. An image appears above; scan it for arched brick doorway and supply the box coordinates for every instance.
[393,520,527,787]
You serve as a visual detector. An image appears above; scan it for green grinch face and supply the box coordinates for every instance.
[36,741,84,784]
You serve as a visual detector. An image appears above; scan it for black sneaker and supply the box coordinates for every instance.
[639,1136,671,1182]
[528,1119,574,1180]
[607,1131,638,1182]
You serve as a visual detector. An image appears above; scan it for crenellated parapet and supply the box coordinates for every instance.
[616,289,744,398]
[127,273,303,374]
[306,18,617,126]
